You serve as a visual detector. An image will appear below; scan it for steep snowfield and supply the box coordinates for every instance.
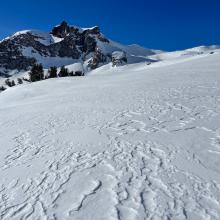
[1,52,220,220]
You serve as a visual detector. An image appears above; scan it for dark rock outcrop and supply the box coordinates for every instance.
[51,21,74,38]
[0,34,37,70]
[112,51,127,66]
[88,48,108,69]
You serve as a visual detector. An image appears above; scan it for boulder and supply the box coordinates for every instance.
[112,51,127,66]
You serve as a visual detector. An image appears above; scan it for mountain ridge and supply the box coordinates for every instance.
[0,21,159,77]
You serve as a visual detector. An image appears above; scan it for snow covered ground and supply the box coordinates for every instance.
[0,51,220,220]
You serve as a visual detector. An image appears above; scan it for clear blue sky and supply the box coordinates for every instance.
[0,0,219,51]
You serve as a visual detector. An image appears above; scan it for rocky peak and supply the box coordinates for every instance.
[0,21,154,76]
[51,21,106,41]
[51,21,76,38]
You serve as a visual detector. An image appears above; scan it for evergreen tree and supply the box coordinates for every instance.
[0,86,6,91]
[48,66,58,78]
[29,64,44,82]
[17,78,23,84]
[69,71,74,76]
[75,71,84,76]
[11,80,16,87]
[5,79,11,87]
[5,79,15,87]
[59,66,69,77]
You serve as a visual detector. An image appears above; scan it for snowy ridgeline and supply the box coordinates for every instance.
[0,21,161,79]
[0,51,220,219]
[1,44,219,90]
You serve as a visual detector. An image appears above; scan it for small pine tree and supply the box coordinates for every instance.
[0,86,6,91]
[75,71,84,76]
[48,66,58,78]
[17,78,23,84]
[5,79,11,87]
[69,71,74,76]
[29,64,44,82]
[5,79,14,87]
[59,66,69,77]
[11,80,16,87]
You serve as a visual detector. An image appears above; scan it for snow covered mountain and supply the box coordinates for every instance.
[0,19,220,219]
[0,21,159,77]
[0,48,220,220]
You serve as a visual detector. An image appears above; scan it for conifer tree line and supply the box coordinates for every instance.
[29,64,84,82]
[0,63,84,92]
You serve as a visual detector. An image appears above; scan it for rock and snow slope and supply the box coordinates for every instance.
[0,21,158,76]
[0,51,220,219]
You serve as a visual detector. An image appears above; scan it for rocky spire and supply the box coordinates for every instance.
[51,21,72,38]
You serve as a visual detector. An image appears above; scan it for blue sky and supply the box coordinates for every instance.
[0,0,219,51]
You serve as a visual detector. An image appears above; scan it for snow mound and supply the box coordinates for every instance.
[112,51,126,59]
[150,45,220,62]
[65,62,84,72]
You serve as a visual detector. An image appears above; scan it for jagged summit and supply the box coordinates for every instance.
[52,21,73,38]
[0,21,158,76]
[51,21,102,38]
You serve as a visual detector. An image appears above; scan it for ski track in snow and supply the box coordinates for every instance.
[1,53,220,219]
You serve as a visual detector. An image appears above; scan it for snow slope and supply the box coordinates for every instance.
[1,52,220,219]
[149,45,220,62]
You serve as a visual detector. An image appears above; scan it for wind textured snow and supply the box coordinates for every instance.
[0,50,220,220]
